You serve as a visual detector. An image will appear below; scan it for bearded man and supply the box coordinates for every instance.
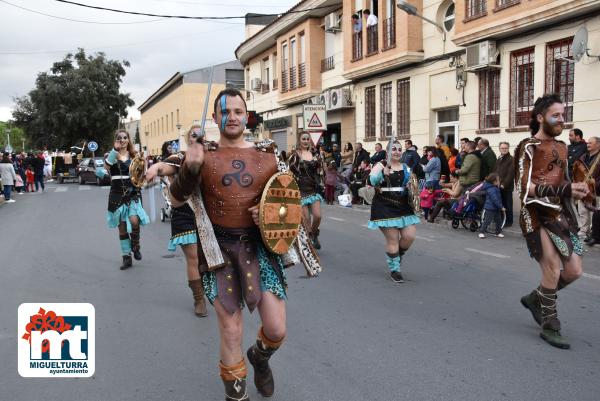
[516,94,589,349]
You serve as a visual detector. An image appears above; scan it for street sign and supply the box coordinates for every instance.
[87,141,98,152]
[171,141,179,152]
[309,132,322,147]
[303,104,326,132]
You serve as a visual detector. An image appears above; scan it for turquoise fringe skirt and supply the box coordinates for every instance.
[106,200,150,232]
[368,215,421,230]
[301,193,324,206]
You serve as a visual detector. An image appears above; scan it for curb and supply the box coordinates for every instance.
[338,203,524,239]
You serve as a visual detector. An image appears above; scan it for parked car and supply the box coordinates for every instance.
[77,157,110,185]
[54,155,78,184]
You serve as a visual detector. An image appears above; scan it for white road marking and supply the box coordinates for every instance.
[464,248,510,259]
[327,217,345,222]
[583,273,600,281]
[78,186,91,191]
[361,224,369,228]
[54,187,68,192]
[416,235,435,242]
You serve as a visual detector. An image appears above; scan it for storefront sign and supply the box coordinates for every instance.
[264,116,292,131]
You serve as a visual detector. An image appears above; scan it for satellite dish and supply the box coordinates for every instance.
[572,26,588,62]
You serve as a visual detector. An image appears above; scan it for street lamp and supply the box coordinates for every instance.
[4,128,12,153]
[397,0,446,41]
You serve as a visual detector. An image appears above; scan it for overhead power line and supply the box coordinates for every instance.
[0,25,234,55]
[53,0,337,20]
[0,0,164,24]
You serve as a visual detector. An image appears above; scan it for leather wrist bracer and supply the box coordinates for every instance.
[169,160,199,202]
[535,183,572,199]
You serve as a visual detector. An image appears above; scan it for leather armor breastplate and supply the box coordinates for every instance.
[201,147,278,228]
[530,140,567,187]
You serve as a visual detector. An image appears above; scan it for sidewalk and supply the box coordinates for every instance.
[347,203,524,238]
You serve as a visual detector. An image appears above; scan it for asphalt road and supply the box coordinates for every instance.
[1,182,599,401]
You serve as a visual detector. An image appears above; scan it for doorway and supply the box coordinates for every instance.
[436,108,459,148]
[322,123,341,150]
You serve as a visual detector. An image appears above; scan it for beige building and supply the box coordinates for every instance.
[237,0,600,155]
[121,118,140,149]
[138,61,244,156]
[236,2,354,153]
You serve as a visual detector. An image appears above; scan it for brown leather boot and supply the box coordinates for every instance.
[246,327,284,398]
[220,359,249,401]
[188,279,208,317]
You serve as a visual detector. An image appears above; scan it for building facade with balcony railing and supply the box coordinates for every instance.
[237,4,354,151]
[237,0,600,155]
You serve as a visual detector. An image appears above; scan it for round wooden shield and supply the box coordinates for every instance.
[259,172,302,254]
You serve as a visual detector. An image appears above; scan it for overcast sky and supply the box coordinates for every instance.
[0,0,298,122]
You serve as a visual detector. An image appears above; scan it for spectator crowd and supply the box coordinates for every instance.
[294,129,599,246]
[0,150,53,203]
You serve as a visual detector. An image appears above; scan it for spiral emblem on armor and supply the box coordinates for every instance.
[222,160,254,188]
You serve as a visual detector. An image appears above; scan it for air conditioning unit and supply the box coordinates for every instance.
[324,13,341,33]
[318,91,330,109]
[328,88,353,110]
[251,78,262,91]
[466,41,498,71]
[307,96,321,105]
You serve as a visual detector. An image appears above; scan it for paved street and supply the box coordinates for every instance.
[1,183,600,401]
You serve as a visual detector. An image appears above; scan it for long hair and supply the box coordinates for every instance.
[114,129,136,156]
[529,93,563,136]
[296,131,315,153]
[160,142,172,159]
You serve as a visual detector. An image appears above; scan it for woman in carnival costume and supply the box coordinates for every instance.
[100,129,150,270]
[145,124,208,317]
[288,132,325,249]
[368,140,420,283]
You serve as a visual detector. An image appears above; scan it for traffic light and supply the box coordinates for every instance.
[246,111,263,133]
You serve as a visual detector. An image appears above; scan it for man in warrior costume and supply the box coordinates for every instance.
[516,94,589,349]
[368,141,420,283]
[145,124,208,317]
[288,133,325,249]
[99,129,150,270]
[169,88,288,400]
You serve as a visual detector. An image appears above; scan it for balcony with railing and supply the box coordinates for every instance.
[281,70,288,93]
[298,63,306,87]
[352,32,363,61]
[261,83,270,94]
[366,24,378,56]
[289,66,297,90]
[454,0,600,45]
[383,17,396,50]
[321,56,335,72]
[344,1,424,80]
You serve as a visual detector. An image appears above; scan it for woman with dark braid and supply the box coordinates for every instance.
[98,129,149,270]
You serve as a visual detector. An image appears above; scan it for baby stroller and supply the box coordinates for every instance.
[159,177,173,223]
[445,182,486,232]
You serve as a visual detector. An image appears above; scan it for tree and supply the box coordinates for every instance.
[0,121,26,152]
[134,124,140,146]
[11,49,134,151]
